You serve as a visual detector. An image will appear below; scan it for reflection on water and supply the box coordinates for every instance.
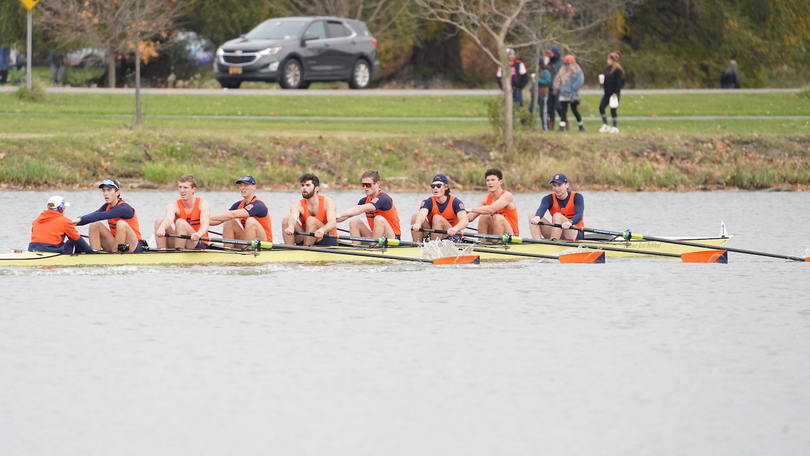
[2,190,810,456]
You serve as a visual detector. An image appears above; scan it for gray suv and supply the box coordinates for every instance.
[214,16,380,89]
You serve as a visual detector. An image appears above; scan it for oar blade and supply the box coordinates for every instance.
[681,250,728,264]
[433,255,480,265]
[558,251,605,264]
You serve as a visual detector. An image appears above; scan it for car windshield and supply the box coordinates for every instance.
[245,20,306,40]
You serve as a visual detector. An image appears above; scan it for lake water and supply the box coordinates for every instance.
[1,190,809,456]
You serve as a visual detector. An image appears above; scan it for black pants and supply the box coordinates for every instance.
[547,93,559,125]
[557,100,582,125]
[599,94,619,125]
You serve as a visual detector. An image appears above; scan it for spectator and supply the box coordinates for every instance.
[48,51,67,86]
[496,48,529,108]
[0,48,9,84]
[545,46,563,130]
[529,60,552,130]
[720,60,740,89]
[553,54,585,132]
[598,52,625,134]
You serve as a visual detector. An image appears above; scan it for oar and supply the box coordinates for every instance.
[419,229,605,263]
[462,229,727,264]
[166,234,479,265]
[539,222,805,263]
[294,231,421,247]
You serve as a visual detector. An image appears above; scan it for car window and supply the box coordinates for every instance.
[304,21,327,40]
[245,20,306,40]
[327,21,351,38]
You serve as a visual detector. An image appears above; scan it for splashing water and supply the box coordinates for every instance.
[420,239,474,260]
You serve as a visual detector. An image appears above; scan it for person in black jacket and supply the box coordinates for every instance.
[496,48,529,107]
[720,60,740,89]
[598,52,625,134]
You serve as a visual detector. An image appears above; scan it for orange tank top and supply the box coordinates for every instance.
[176,197,209,243]
[237,197,273,242]
[364,192,401,236]
[299,195,337,236]
[485,192,519,235]
[107,200,142,240]
[550,191,584,227]
[428,195,461,227]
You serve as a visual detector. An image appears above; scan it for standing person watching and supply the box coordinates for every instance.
[73,178,144,253]
[599,52,625,134]
[410,174,468,242]
[282,173,338,247]
[496,48,529,108]
[529,60,553,131]
[553,54,585,132]
[209,175,273,247]
[154,175,211,250]
[545,46,563,130]
[529,174,585,241]
[29,196,94,254]
[336,170,402,244]
[720,60,741,89]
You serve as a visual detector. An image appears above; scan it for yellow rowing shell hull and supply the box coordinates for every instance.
[0,236,731,267]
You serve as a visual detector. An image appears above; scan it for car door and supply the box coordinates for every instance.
[325,20,355,78]
[299,20,328,79]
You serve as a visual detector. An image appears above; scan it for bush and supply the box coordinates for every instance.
[12,81,46,102]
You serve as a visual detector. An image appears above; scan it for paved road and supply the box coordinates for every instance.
[0,87,801,96]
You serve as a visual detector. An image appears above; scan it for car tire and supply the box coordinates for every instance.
[349,59,371,89]
[279,59,303,89]
[299,82,310,89]
[218,80,241,89]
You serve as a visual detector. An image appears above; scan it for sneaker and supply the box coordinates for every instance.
[578,124,585,132]
[599,124,610,133]
[609,126,619,134]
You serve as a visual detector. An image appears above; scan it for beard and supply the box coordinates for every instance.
[302,189,315,199]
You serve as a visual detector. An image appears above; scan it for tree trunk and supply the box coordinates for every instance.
[107,44,116,88]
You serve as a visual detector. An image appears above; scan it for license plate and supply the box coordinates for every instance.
[229,67,242,74]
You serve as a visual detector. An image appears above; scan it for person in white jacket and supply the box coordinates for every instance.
[552,54,585,132]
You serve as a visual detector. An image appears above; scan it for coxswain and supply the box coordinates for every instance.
[282,173,338,246]
[154,175,211,249]
[529,173,585,240]
[410,174,468,242]
[209,175,273,247]
[73,178,144,252]
[466,168,519,236]
[29,196,94,254]
[336,170,401,245]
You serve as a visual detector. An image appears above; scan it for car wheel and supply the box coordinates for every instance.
[349,59,371,89]
[299,82,310,89]
[280,59,303,89]
[218,80,241,89]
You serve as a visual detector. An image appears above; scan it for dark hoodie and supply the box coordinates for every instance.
[547,46,563,82]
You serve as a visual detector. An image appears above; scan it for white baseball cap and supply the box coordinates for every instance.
[47,195,70,211]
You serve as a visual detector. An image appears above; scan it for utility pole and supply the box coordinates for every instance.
[18,0,41,91]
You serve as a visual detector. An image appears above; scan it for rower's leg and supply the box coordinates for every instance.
[173,219,195,249]
[477,215,494,235]
[281,215,301,245]
[430,215,451,241]
[372,216,396,242]
[528,214,543,239]
[348,218,370,245]
[154,218,167,249]
[539,217,554,239]
[90,221,114,250]
[243,218,267,242]
[409,213,423,242]
[549,213,572,240]
[303,217,325,246]
[222,219,243,248]
[489,214,512,236]
[113,220,140,252]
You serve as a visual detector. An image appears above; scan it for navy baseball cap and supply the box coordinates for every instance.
[550,174,568,184]
[235,175,257,185]
[431,174,449,185]
[98,178,120,190]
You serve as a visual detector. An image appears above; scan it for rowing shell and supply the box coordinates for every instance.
[0,234,731,267]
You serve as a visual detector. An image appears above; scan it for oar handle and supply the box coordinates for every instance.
[537,222,641,240]
[295,231,406,246]
[460,231,522,244]
[167,233,273,250]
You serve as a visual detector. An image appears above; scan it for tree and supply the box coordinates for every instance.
[39,0,185,88]
[413,0,638,150]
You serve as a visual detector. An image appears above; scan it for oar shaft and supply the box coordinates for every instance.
[470,246,559,260]
[295,231,417,247]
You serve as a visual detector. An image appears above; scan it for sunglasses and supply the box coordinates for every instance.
[430,183,444,189]
[362,182,374,188]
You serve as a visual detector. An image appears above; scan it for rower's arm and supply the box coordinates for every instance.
[336,203,374,222]
[286,203,303,234]
[209,208,249,226]
[321,197,338,234]
[196,199,211,237]
[452,211,469,233]
[411,207,429,230]
[471,192,512,215]
[155,203,177,235]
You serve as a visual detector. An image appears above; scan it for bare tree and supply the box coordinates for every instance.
[413,0,637,149]
[39,0,185,88]
[285,0,410,37]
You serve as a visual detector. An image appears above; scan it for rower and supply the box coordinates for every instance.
[529,173,585,240]
[466,168,519,236]
[154,175,211,249]
[336,170,401,245]
[209,175,273,248]
[410,173,468,242]
[282,173,338,246]
[29,195,94,254]
[73,178,144,252]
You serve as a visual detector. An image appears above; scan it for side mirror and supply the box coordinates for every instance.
[302,33,319,43]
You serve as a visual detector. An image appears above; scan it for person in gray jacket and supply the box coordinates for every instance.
[552,54,585,132]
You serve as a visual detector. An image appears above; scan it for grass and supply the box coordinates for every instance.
[0,89,808,191]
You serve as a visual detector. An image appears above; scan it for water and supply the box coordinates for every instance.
[2,190,809,455]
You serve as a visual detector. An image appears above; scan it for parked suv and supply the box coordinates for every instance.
[214,16,379,89]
